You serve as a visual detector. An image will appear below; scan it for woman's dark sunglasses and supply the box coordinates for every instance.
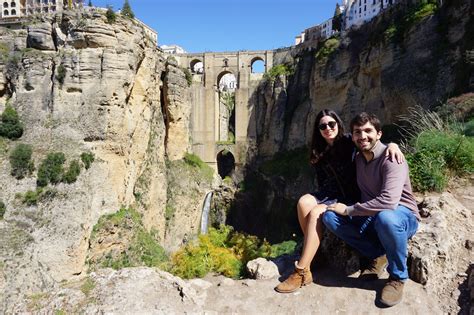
[318,121,337,130]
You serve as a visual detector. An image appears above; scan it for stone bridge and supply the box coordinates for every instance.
[175,50,274,173]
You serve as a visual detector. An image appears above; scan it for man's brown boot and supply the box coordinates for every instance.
[274,263,313,293]
[359,255,388,281]
[380,277,404,306]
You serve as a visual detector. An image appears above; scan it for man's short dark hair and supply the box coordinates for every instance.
[350,112,381,133]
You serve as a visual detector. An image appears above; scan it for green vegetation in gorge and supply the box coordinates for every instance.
[169,225,297,279]
[0,201,5,219]
[9,143,34,179]
[263,63,294,81]
[182,67,192,86]
[0,105,23,139]
[80,151,95,169]
[384,0,439,42]
[183,152,214,182]
[259,146,310,180]
[17,187,57,206]
[400,106,474,192]
[37,152,66,187]
[90,207,168,270]
[55,64,66,86]
[315,37,340,62]
[80,277,96,296]
[62,160,81,184]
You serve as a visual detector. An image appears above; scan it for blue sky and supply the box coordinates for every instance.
[91,0,340,53]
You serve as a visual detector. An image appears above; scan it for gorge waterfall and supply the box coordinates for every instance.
[200,191,213,234]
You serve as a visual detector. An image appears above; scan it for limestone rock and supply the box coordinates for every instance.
[27,23,55,51]
[247,258,279,280]
[408,193,473,294]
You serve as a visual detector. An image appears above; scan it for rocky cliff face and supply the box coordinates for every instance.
[252,0,472,158]
[232,0,473,238]
[0,9,208,311]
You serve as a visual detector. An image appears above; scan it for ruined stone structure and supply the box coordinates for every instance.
[175,50,273,167]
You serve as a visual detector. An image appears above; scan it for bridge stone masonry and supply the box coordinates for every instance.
[174,50,275,174]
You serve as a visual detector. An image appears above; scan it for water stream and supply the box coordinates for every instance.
[200,191,213,234]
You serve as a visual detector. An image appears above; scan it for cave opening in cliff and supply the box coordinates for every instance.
[217,149,235,178]
[217,71,236,143]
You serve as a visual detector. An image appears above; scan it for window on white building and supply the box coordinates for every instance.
[11,8,15,14]
[3,2,8,7]
[3,9,8,15]
[10,1,14,7]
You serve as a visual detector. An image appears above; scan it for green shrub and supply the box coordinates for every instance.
[183,153,214,182]
[400,106,474,192]
[263,63,294,81]
[315,37,340,62]
[91,207,168,269]
[62,159,81,184]
[23,188,43,206]
[37,152,66,187]
[105,5,116,24]
[464,119,474,137]
[259,147,309,180]
[80,151,95,169]
[407,149,447,192]
[169,225,273,279]
[270,240,297,258]
[182,67,192,86]
[0,105,23,139]
[9,143,34,179]
[0,201,5,219]
[55,64,66,85]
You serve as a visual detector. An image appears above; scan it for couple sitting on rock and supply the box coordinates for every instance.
[274,110,420,307]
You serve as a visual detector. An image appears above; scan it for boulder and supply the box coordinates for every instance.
[246,257,279,280]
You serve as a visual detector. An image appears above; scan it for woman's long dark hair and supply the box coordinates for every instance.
[310,109,345,165]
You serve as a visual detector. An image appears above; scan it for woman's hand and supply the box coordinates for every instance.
[386,143,405,164]
[327,203,348,216]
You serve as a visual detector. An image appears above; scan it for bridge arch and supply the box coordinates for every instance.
[216,149,235,178]
[190,59,203,74]
[250,57,265,73]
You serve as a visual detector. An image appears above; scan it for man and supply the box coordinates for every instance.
[324,112,420,307]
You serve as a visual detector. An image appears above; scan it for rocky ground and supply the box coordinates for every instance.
[9,184,472,314]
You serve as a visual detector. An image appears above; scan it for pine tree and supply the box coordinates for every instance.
[88,0,92,7]
[332,3,343,32]
[121,0,134,19]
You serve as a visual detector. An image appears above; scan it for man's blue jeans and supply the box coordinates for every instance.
[322,205,418,280]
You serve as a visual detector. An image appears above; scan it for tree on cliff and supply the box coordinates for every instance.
[332,3,343,32]
[121,0,135,19]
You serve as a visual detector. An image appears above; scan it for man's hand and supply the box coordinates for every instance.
[386,143,404,164]
[327,203,348,216]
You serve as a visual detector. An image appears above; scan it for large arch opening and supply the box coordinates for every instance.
[217,71,236,143]
[190,59,203,74]
[251,57,265,73]
[217,149,235,178]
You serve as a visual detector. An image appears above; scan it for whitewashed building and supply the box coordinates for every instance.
[1,0,83,19]
[343,0,396,29]
[160,44,187,55]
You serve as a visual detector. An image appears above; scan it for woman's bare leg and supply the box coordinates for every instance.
[298,204,326,268]
[297,194,318,234]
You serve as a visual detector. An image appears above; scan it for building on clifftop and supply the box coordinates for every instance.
[1,0,83,20]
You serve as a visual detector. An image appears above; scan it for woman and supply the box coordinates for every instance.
[275,109,403,293]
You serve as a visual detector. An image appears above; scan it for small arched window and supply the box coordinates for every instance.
[3,9,8,15]
[10,1,15,7]
[3,2,8,8]
[11,8,15,14]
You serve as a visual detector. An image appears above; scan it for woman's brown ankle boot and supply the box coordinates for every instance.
[274,263,313,293]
